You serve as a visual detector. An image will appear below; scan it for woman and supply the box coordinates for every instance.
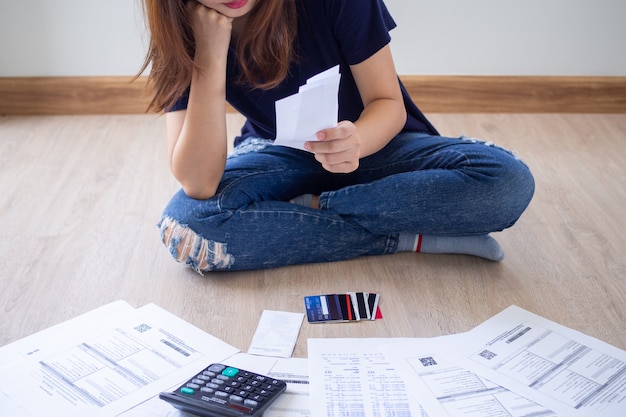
[139,0,535,272]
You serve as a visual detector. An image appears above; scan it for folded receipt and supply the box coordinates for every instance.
[274,65,340,151]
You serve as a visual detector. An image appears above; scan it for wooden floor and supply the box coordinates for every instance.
[0,113,625,357]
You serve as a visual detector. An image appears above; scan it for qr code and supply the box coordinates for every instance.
[134,323,152,333]
[419,357,438,367]
[479,349,497,360]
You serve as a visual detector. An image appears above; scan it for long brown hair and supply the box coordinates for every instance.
[138,0,297,112]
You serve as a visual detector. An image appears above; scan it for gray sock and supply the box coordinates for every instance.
[397,234,504,261]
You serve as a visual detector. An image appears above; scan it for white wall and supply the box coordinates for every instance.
[385,0,626,76]
[0,0,147,77]
[1,0,625,77]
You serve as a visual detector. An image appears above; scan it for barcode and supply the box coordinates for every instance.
[161,339,190,357]
[419,357,438,367]
[507,326,531,344]
[479,349,497,360]
[134,323,151,333]
[282,379,309,384]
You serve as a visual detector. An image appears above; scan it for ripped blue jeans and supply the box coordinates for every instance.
[159,132,535,272]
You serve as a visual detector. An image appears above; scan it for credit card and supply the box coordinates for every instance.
[304,294,346,323]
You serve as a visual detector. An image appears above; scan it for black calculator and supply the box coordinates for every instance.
[159,363,287,417]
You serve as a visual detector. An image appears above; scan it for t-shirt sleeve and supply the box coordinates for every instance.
[324,0,397,65]
[166,87,190,112]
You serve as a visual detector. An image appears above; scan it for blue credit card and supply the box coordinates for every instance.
[304,294,346,323]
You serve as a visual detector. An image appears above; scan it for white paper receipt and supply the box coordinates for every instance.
[274,65,341,151]
[248,310,304,358]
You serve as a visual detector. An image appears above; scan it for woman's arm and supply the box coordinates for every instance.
[305,44,407,173]
[166,4,233,200]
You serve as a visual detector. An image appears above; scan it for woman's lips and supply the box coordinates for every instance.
[224,0,248,9]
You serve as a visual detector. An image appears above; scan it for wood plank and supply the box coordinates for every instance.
[0,75,625,115]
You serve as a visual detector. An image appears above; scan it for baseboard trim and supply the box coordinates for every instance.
[0,77,150,116]
[402,76,626,113]
[1,75,624,115]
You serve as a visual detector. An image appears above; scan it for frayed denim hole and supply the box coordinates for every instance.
[386,234,399,254]
[168,236,183,259]
[158,216,235,273]
[460,135,526,163]
[228,137,274,159]
[186,257,202,274]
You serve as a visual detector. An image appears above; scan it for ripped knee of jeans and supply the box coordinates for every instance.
[460,135,525,162]
[158,216,235,273]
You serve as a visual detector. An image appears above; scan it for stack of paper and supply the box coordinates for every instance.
[2,302,625,417]
[274,65,341,151]
[307,306,626,417]
[0,302,240,417]
[0,303,309,417]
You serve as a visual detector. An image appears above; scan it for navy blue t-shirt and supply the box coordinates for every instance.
[168,0,438,145]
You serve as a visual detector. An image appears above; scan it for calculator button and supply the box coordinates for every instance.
[211,378,225,385]
[208,364,227,372]
[244,399,259,408]
[229,394,244,404]
[187,383,200,389]
[200,387,214,393]
[202,371,217,378]
[222,367,240,377]
[215,391,229,398]
[206,383,220,389]
[197,374,211,381]
[251,394,266,402]
[180,387,195,395]
[192,379,204,385]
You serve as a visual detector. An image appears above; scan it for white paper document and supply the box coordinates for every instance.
[382,334,558,417]
[265,358,310,417]
[0,302,240,417]
[274,65,340,151]
[120,395,187,417]
[446,306,626,417]
[248,310,304,358]
[0,300,135,368]
[308,338,427,417]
